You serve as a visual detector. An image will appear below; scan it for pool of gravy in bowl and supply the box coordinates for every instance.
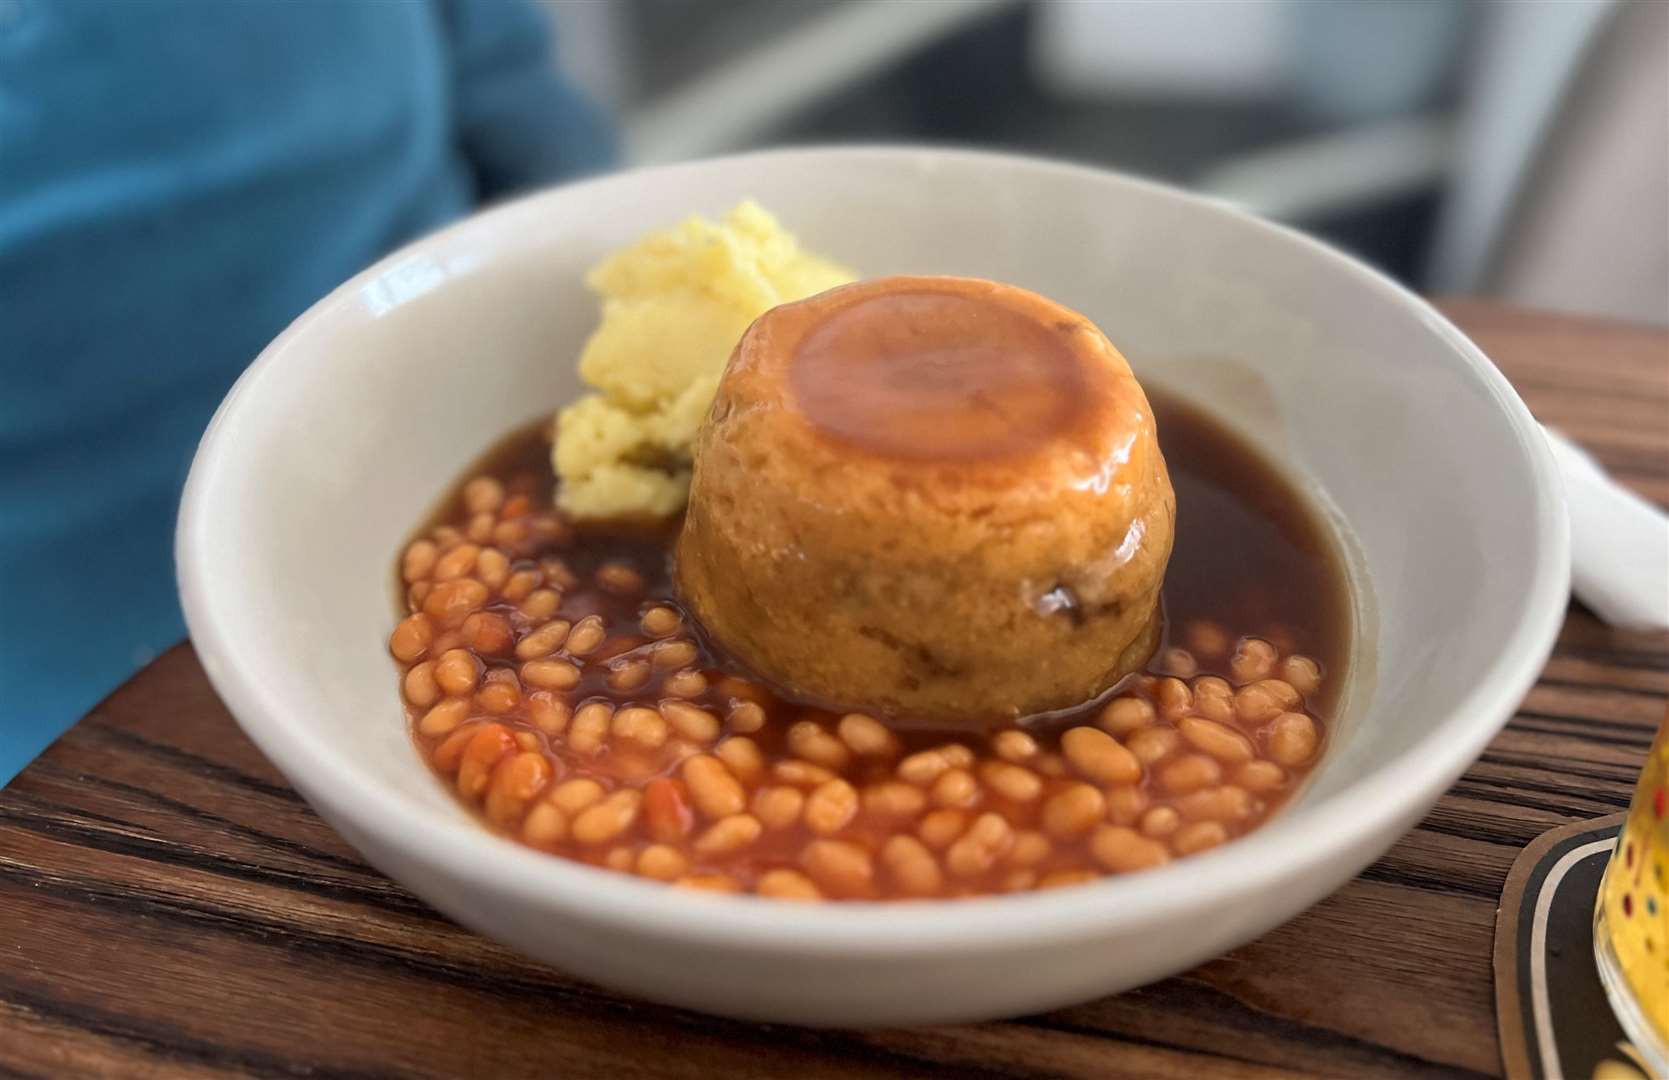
[389,384,1350,898]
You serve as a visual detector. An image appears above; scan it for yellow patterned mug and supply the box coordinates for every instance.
[1595,707,1669,1075]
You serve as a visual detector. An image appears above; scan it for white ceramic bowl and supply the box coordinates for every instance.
[177,147,1568,1025]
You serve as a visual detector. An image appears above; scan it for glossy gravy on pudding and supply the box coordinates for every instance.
[387,390,1349,899]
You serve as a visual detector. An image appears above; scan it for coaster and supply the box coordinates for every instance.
[1496,813,1659,1080]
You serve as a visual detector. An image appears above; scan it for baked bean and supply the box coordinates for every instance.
[640,606,681,638]
[1175,785,1254,823]
[1038,868,1099,890]
[1158,753,1222,794]
[695,813,763,856]
[1173,820,1229,855]
[1105,785,1148,826]
[433,542,480,582]
[1267,711,1320,766]
[727,700,766,734]
[431,524,464,550]
[484,752,551,824]
[804,779,859,835]
[1098,696,1156,736]
[1236,759,1286,792]
[1191,675,1235,724]
[1155,677,1193,718]
[568,702,611,756]
[1280,655,1322,696]
[513,730,540,753]
[637,844,689,881]
[514,619,571,660]
[493,520,528,547]
[389,613,434,662]
[500,493,532,520]
[930,768,980,809]
[607,658,652,692]
[403,661,440,707]
[501,568,541,603]
[1006,830,1051,868]
[1235,679,1302,724]
[757,868,822,900]
[431,630,463,654]
[862,781,927,820]
[716,736,765,783]
[979,760,1043,803]
[520,659,580,691]
[837,713,899,757]
[457,724,515,800]
[1090,825,1170,873]
[518,588,562,622]
[526,691,569,735]
[1139,806,1180,838]
[466,512,495,544]
[424,579,489,628]
[1062,726,1142,785]
[879,835,943,895]
[897,748,953,786]
[774,759,835,786]
[476,678,521,715]
[596,562,645,596]
[946,813,1013,877]
[683,755,746,819]
[1042,784,1106,838]
[918,808,968,849]
[663,668,708,698]
[1159,647,1198,678]
[1035,753,1068,778]
[991,729,1039,762]
[460,611,512,655]
[787,721,852,770]
[431,722,482,771]
[661,701,719,743]
[641,777,694,842]
[752,785,806,830]
[540,558,580,590]
[1230,638,1278,684]
[572,790,641,845]
[676,873,742,893]
[647,639,698,670]
[474,548,510,590]
[938,744,976,769]
[434,648,480,697]
[801,840,874,897]
[402,539,438,583]
[1126,725,1181,766]
[612,706,667,748]
[462,476,504,515]
[419,697,470,737]
[407,582,432,611]
[522,801,568,846]
[565,615,606,657]
[1186,619,1231,658]
[1179,716,1254,763]
[550,777,605,816]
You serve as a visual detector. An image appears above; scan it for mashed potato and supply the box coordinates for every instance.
[554,202,854,519]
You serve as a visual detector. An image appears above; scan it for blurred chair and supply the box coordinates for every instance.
[1429,0,1667,325]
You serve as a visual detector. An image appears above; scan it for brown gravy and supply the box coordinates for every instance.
[408,388,1351,730]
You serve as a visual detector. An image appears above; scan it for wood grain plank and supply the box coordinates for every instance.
[1,302,1664,1078]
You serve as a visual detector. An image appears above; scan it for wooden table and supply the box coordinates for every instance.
[3,303,1665,1079]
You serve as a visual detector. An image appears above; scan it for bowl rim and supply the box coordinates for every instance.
[177,144,1570,955]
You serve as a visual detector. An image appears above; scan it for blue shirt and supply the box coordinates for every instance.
[0,0,613,783]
